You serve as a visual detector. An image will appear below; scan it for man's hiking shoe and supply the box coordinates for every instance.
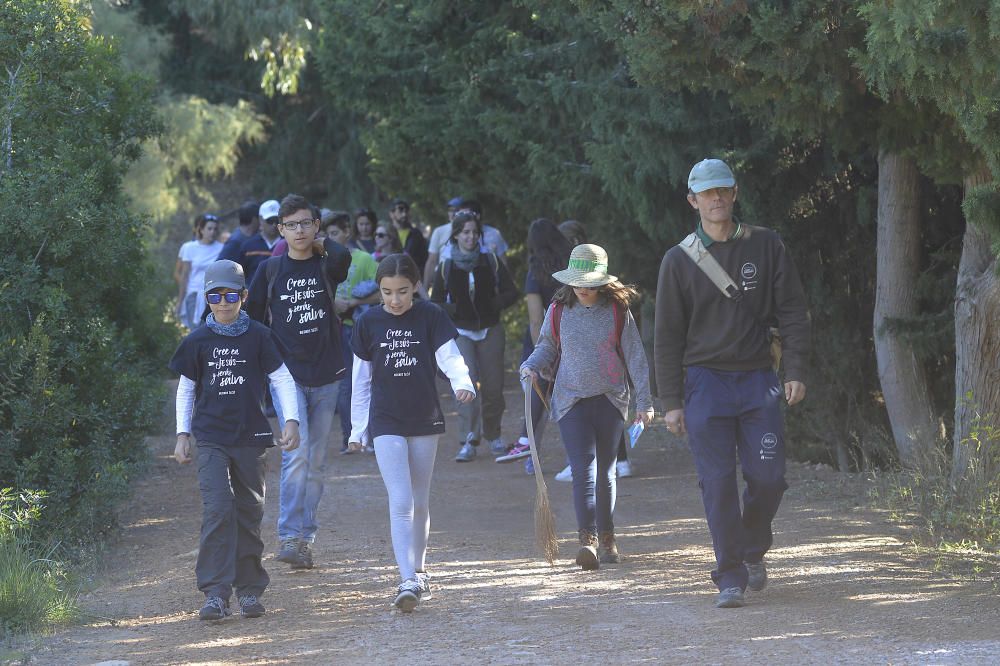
[746,561,768,591]
[487,438,508,456]
[715,587,745,608]
[393,579,423,612]
[416,571,433,600]
[276,538,300,564]
[292,540,314,569]
[238,594,265,618]
[199,596,231,621]
[576,530,600,571]
[455,442,477,462]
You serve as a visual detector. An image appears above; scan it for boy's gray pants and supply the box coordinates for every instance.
[196,442,269,600]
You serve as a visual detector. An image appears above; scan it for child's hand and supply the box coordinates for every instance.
[174,434,192,464]
[279,421,300,451]
[455,389,475,404]
[347,441,364,453]
[640,407,655,426]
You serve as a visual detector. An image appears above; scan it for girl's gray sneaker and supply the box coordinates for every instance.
[393,579,422,612]
[416,571,433,600]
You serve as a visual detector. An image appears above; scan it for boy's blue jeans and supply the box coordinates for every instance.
[271,379,339,544]
[684,366,788,592]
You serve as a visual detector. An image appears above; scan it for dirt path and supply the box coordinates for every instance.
[29,380,1000,665]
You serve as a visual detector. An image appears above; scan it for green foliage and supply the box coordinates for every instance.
[0,489,78,635]
[0,0,165,548]
[873,411,1000,554]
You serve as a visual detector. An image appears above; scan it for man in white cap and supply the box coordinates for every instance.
[239,199,282,286]
[654,158,810,609]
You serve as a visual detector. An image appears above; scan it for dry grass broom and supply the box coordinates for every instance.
[523,377,559,564]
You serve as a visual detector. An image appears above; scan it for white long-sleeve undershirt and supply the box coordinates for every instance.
[349,338,475,445]
[175,363,300,436]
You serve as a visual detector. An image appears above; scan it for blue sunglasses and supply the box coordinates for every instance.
[206,292,241,305]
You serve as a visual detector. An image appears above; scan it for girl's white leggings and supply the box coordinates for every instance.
[373,434,439,582]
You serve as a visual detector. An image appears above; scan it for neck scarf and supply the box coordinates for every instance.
[207,309,250,337]
[451,244,481,272]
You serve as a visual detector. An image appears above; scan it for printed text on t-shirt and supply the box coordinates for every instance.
[382,328,420,375]
[208,346,247,390]
[281,276,328,328]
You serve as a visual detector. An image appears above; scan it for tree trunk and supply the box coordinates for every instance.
[951,170,1000,484]
[873,151,939,467]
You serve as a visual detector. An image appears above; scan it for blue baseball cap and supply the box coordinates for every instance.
[688,159,736,193]
[447,196,464,208]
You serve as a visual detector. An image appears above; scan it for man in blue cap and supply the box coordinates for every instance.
[653,158,811,609]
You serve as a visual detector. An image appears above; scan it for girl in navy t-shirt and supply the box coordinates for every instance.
[348,254,474,613]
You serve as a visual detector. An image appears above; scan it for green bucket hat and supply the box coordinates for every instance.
[551,244,617,288]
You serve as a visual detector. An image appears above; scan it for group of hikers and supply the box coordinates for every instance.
[170,157,811,619]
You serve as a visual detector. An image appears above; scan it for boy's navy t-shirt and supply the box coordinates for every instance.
[352,300,458,438]
[169,320,283,447]
[247,250,346,386]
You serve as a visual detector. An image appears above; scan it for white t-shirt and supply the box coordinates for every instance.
[430,224,508,260]
[179,240,224,295]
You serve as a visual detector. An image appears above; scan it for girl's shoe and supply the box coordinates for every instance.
[576,530,599,571]
[524,456,534,475]
[497,442,531,463]
[598,531,620,564]
[554,465,572,482]
[393,579,422,612]
[416,571,433,600]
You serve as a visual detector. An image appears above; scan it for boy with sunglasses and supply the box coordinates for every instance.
[246,194,352,570]
[170,259,301,621]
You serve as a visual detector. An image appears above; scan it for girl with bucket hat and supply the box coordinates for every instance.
[521,244,655,569]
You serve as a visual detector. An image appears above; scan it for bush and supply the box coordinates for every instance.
[0,490,77,636]
[0,0,167,550]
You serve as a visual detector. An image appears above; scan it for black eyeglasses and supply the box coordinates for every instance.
[375,232,388,238]
[281,219,317,231]
[206,292,241,304]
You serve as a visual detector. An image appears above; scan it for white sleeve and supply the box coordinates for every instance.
[267,364,300,424]
[435,339,476,396]
[349,354,373,444]
[176,375,196,435]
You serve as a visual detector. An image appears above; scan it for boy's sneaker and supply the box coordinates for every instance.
[715,587,745,608]
[616,460,634,478]
[237,594,265,618]
[293,540,314,569]
[497,442,531,463]
[415,571,433,600]
[487,438,508,456]
[554,464,572,482]
[276,538,300,564]
[746,561,768,591]
[199,596,231,621]
[393,578,422,612]
[455,442,477,462]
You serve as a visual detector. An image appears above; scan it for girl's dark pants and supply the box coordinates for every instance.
[558,395,625,534]
[684,367,788,592]
[196,442,270,600]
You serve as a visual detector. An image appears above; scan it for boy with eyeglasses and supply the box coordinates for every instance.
[246,194,352,570]
[170,259,301,620]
